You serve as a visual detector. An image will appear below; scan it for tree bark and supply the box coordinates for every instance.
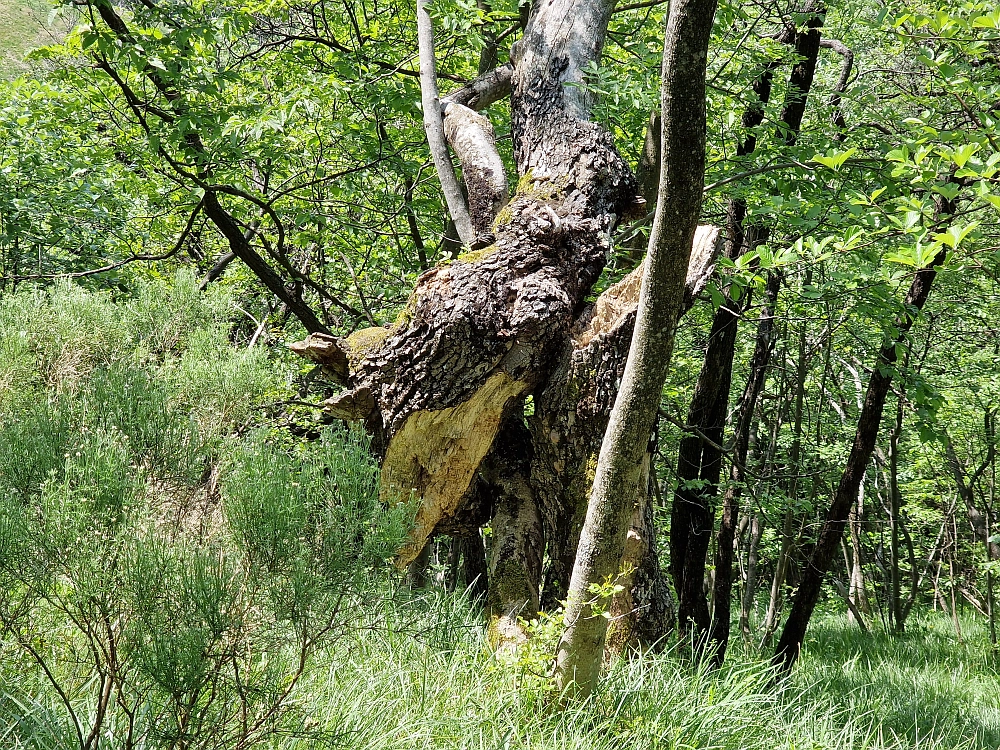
[740,511,763,638]
[532,228,719,613]
[669,1,823,641]
[554,0,717,696]
[888,394,905,632]
[710,270,780,661]
[293,0,643,573]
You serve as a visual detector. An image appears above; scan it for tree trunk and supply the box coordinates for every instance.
[740,512,763,638]
[531,223,718,614]
[554,0,717,697]
[773,238,949,672]
[847,479,871,623]
[888,394,905,632]
[669,1,823,641]
[710,271,780,661]
[293,0,641,573]
[760,510,795,646]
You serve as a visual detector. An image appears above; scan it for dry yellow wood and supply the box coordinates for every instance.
[383,371,529,566]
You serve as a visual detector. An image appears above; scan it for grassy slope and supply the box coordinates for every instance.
[0,0,68,78]
[291,602,1000,750]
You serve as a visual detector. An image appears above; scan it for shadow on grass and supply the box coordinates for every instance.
[794,614,1000,749]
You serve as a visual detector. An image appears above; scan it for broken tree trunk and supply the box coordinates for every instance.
[532,227,719,630]
[293,0,641,574]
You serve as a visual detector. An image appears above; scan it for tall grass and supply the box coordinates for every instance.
[280,598,993,750]
[1,277,997,749]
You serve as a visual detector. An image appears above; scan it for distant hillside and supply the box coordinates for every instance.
[0,0,73,78]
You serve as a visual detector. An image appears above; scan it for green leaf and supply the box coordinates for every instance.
[811,147,857,171]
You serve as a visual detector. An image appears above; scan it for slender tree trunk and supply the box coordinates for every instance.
[989,445,997,646]
[670,2,823,640]
[773,235,950,672]
[888,394,905,632]
[761,511,794,646]
[462,533,489,601]
[710,271,780,661]
[847,479,870,623]
[740,512,763,638]
[554,0,717,696]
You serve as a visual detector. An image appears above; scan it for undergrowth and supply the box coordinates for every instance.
[1,278,997,749]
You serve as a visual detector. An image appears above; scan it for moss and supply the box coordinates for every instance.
[584,452,599,488]
[514,171,569,203]
[345,326,390,365]
[456,244,497,264]
[493,203,515,228]
[485,558,535,650]
[391,290,420,330]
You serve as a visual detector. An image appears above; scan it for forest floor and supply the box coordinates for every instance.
[285,596,1000,750]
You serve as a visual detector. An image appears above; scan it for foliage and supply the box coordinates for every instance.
[0,278,409,749]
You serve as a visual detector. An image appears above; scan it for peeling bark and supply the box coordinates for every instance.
[292,0,640,577]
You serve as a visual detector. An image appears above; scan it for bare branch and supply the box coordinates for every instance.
[442,102,508,240]
[417,0,476,246]
[443,64,513,111]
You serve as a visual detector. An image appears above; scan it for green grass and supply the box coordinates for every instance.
[5,595,997,749]
[796,615,1000,749]
[0,0,72,79]
[279,601,1000,750]
[0,279,997,749]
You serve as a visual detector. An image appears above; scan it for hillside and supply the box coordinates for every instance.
[0,0,72,78]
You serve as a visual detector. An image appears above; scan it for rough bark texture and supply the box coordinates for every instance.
[554,0,717,696]
[773,245,948,673]
[533,227,720,613]
[292,0,642,579]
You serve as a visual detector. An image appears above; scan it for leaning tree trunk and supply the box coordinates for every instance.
[773,237,951,673]
[670,1,823,641]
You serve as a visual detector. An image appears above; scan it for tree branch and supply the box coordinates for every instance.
[417,0,476,246]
